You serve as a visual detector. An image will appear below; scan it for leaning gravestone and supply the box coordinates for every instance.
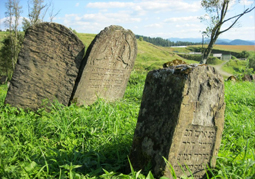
[72,25,137,105]
[129,64,225,179]
[5,22,85,110]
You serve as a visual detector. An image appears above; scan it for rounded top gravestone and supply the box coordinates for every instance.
[5,22,85,110]
[72,25,137,105]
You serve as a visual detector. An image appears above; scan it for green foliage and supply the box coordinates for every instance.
[1,72,255,178]
[248,53,255,71]
[0,33,24,79]
[222,59,247,75]
[0,32,255,178]
[69,27,77,35]
[0,92,139,178]
[231,55,237,60]
[186,47,203,52]
[22,0,47,31]
[206,56,222,65]
[135,35,201,47]
[215,82,255,179]
[178,54,202,62]
[237,50,250,59]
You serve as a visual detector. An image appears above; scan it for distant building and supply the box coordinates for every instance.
[213,53,222,60]
[222,54,232,61]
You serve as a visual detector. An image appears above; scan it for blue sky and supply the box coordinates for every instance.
[0,0,255,41]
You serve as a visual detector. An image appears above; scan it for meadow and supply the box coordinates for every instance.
[0,71,255,178]
[0,32,255,178]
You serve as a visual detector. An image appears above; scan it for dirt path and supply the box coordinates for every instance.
[211,60,232,78]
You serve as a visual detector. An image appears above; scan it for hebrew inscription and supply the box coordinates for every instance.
[128,66,225,179]
[73,25,137,105]
[174,125,216,178]
[4,22,85,110]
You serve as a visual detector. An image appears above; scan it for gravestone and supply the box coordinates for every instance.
[72,25,137,106]
[129,64,225,179]
[5,22,85,110]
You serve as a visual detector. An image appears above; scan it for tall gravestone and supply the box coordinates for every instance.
[129,65,225,179]
[72,25,137,106]
[5,22,85,110]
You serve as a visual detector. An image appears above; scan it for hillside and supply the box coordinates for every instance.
[0,32,251,75]
[76,32,198,71]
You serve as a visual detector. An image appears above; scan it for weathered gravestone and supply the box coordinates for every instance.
[129,64,225,179]
[72,25,137,105]
[5,22,85,110]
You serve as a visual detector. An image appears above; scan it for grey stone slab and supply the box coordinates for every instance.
[72,25,137,105]
[5,22,85,110]
[129,65,225,179]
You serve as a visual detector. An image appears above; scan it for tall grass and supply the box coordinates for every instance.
[0,72,255,178]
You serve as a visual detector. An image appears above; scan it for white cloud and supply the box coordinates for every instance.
[145,23,162,28]
[175,23,200,28]
[61,12,141,33]
[87,1,201,14]
[87,2,134,8]
[0,16,24,30]
[164,16,199,23]
[75,3,79,7]
[239,0,254,6]
[81,13,141,23]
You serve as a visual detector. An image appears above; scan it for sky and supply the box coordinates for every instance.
[0,0,255,41]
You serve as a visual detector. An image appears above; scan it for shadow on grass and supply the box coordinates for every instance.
[32,139,132,178]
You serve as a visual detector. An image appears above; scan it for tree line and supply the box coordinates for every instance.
[0,0,60,81]
[135,35,202,47]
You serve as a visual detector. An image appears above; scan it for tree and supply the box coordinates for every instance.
[12,0,22,69]
[200,0,255,64]
[248,54,255,72]
[2,0,22,79]
[22,0,48,31]
[49,1,61,22]
[22,0,61,31]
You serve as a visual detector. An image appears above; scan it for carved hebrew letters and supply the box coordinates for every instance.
[4,22,85,110]
[174,125,216,178]
[129,66,225,179]
[73,25,137,105]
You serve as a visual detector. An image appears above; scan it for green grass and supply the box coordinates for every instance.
[222,59,248,74]
[1,72,255,178]
[212,82,255,179]
[76,33,96,49]
[1,32,255,178]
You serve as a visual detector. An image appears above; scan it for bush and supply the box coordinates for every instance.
[237,50,250,58]
[178,54,201,62]
[248,54,255,71]
[231,55,237,60]
[206,56,222,65]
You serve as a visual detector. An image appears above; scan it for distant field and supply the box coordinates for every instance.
[192,44,255,52]
[76,33,95,48]
[214,45,255,52]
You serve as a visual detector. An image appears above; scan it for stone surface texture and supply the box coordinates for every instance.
[72,25,137,105]
[129,64,225,179]
[5,22,85,110]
